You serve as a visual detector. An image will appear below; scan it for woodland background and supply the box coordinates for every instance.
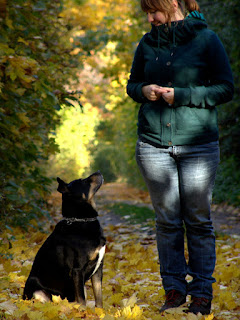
[0,1,240,319]
[0,0,239,226]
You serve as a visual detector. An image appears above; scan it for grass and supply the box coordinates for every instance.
[104,203,155,224]
[104,203,234,239]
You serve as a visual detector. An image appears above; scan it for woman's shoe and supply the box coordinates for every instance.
[160,289,186,312]
[188,297,211,315]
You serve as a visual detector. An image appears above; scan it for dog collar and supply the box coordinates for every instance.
[62,217,98,225]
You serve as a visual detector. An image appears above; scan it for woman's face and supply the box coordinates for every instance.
[147,10,167,26]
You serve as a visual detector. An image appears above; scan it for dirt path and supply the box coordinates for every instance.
[27,182,239,319]
[96,182,240,236]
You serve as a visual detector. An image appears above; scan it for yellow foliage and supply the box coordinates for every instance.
[52,295,62,303]
[18,37,29,46]
[99,42,120,67]
[205,314,214,320]
[14,87,27,96]
[5,56,39,84]
[0,43,15,55]
[17,112,31,128]
[218,291,237,310]
[47,102,99,180]
[0,200,239,319]
[120,304,143,318]
[5,16,13,29]
[108,293,124,305]
[0,82,3,93]
[61,0,108,30]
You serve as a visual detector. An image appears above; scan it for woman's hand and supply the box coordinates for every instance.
[162,87,174,105]
[142,85,169,101]
[142,85,174,105]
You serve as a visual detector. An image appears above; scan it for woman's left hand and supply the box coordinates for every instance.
[161,87,174,105]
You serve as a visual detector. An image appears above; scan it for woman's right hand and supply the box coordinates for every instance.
[142,85,169,101]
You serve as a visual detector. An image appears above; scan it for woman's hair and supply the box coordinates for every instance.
[183,0,200,12]
[141,0,200,21]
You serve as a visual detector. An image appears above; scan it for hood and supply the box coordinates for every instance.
[145,11,208,48]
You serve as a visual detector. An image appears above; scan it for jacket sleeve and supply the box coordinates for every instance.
[174,31,234,109]
[127,38,149,103]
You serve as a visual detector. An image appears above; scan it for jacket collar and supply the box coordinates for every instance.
[147,11,207,47]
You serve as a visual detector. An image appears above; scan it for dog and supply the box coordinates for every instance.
[23,171,106,308]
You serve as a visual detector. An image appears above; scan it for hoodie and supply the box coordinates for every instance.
[127,11,234,147]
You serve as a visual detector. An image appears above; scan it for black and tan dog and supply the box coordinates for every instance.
[23,171,106,307]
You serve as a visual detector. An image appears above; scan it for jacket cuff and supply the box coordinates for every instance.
[173,87,191,107]
[136,83,149,102]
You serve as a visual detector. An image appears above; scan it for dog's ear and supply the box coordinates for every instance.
[87,171,104,200]
[57,177,69,194]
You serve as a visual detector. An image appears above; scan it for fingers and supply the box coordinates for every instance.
[142,85,156,100]
[155,86,171,94]
[149,88,160,101]
[142,85,169,101]
[162,88,174,105]
[142,85,174,102]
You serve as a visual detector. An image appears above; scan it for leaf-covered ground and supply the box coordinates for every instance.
[0,183,239,319]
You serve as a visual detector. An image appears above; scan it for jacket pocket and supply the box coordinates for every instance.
[175,107,218,135]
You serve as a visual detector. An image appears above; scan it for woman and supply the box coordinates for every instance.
[127,0,234,315]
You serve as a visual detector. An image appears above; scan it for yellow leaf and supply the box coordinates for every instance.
[6,56,39,84]
[5,16,13,29]
[52,295,62,303]
[122,293,138,307]
[121,305,143,319]
[0,43,15,55]
[165,306,187,315]
[15,88,27,96]
[18,37,29,46]
[17,112,31,127]
[95,307,106,318]
[204,314,214,320]
[131,305,143,318]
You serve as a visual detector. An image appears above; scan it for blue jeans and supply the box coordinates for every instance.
[136,138,220,299]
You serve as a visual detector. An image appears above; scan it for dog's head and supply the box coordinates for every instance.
[57,171,103,208]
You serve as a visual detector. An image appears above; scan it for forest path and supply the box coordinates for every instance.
[1,183,239,319]
[95,182,240,236]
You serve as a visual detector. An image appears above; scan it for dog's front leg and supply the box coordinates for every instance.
[91,265,103,308]
[72,268,86,305]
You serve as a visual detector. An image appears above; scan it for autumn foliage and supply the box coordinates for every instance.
[0,0,81,225]
[0,0,239,318]
[0,188,240,319]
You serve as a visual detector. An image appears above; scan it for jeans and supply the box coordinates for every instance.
[135,138,220,299]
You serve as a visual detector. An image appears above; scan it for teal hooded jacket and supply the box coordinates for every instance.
[127,12,234,146]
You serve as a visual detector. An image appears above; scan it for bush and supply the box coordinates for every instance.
[213,156,240,206]
[0,0,80,227]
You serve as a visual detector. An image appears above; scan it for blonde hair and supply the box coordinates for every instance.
[140,0,200,22]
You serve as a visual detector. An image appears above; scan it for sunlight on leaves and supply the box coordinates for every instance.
[0,189,239,319]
